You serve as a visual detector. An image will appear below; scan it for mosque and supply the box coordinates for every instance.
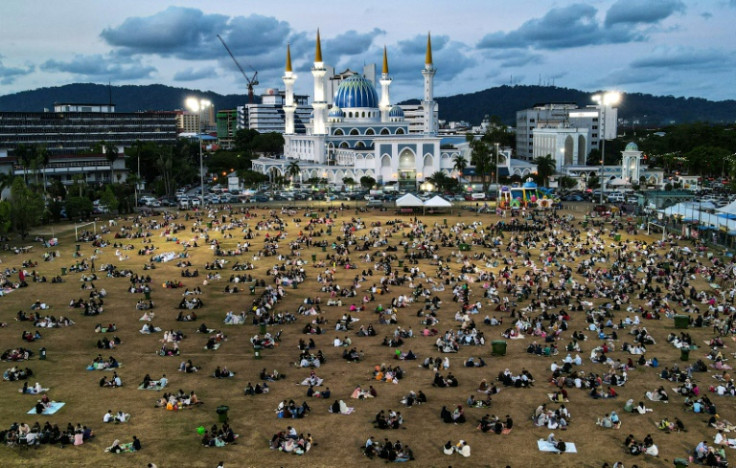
[251,32,466,189]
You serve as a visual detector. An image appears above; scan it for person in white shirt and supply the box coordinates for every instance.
[103,410,114,423]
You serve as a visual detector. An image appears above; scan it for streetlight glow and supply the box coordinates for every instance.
[592,90,622,204]
[184,96,213,209]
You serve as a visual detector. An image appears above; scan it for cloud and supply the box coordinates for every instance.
[173,67,218,82]
[477,4,644,50]
[596,68,662,86]
[629,46,727,70]
[386,39,475,83]
[605,0,685,27]
[41,54,156,80]
[485,50,543,68]
[701,11,713,19]
[222,15,292,56]
[0,59,34,85]
[397,34,449,55]
[325,29,385,56]
[101,6,228,59]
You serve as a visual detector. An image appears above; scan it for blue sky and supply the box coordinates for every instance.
[1,0,734,104]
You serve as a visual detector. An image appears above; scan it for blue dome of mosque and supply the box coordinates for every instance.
[389,106,404,117]
[334,75,378,109]
[328,107,345,118]
[625,142,639,151]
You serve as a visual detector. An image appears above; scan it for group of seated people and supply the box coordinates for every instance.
[20,381,48,394]
[2,421,94,447]
[105,436,141,453]
[364,436,414,461]
[4,366,32,381]
[155,389,203,409]
[102,410,130,423]
[200,422,237,447]
[96,336,121,349]
[624,433,659,456]
[99,372,122,388]
[87,355,119,370]
[596,411,622,429]
[533,403,571,430]
[212,366,234,378]
[244,382,270,395]
[372,364,404,383]
[374,409,403,429]
[1,347,33,361]
[478,414,513,434]
[433,372,459,388]
[268,427,312,455]
[497,368,535,388]
[34,315,74,328]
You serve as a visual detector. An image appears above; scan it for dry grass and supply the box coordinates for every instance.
[0,203,728,468]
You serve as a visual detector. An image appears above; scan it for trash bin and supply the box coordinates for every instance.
[61,267,67,276]
[216,405,229,423]
[614,234,621,242]
[404,245,409,253]
[674,457,690,468]
[680,347,690,361]
[459,243,470,252]
[75,244,80,252]
[254,346,262,360]
[321,246,326,252]
[40,347,46,360]
[250,285,256,295]
[582,221,588,228]
[207,222,212,229]
[259,323,267,335]
[311,254,317,262]
[144,291,151,300]
[398,260,404,267]
[491,340,507,356]
[292,282,298,289]
[443,218,447,226]
[674,315,689,329]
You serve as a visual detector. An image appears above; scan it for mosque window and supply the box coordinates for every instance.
[396,128,405,134]
[361,112,366,118]
[334,129,344,136]
[366,128,375,135]
[380,128,389,135]
[350,129,359,136]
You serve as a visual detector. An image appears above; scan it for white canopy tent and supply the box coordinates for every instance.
[423,196,453,208]
[718,200,736,216]
[395,193,424,207]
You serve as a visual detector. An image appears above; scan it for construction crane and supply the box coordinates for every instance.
[217,34,259,103]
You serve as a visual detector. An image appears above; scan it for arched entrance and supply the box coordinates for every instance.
[564,136,573,166]
[398,149,416,190]
[577,135,586,165]
[380,155,392,182]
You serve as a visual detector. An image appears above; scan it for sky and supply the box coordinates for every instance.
[1,0,735,105]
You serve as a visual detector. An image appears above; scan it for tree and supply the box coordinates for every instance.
[156,146,175,196]
[360,176,376,189]
[103,142,118,184]
[0,173,14,199]
[34,145,51,193]
[238,170,268,187]
[286,160,301,183]
[532,154,556,187]
[13,144,33,183]
[9,177,44,239]
[466,133,494,193]
[557,176,578,191]
[452,155,468,178]
[71,174,87,198]
[100,185,119,213]
[0,201,11,235]
[586,173,600,190]
[65,196,93,220]
[342,177,356,188]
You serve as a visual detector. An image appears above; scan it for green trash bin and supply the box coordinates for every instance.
[254,346,262,360]
[207,222,212,229]
[614,234,621,242]
[322,246,326,252]
[443,218,447,226]
[144,291,151,300]
[459,243,470,252]
[75,244,81,252]
[250,285,256,295]
[491,340,507,356]
[398,260,404,267]
[61,267,67,276]
[582,221,588,228]
[259,323,267,334]
[311,254,317,262]
[680,347,690,361]
[674,315,689,329]
[216,405,229,423]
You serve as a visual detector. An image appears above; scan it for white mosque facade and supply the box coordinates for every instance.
[252,32,470,189]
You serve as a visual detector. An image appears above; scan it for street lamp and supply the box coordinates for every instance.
[494,142,500,186]
[185,97,212,208]
[591,91,621,204]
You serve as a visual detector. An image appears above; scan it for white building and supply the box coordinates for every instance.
[532,127,589,171]
[236,89,311,134]
[516,103,617,161]
[252,32,462,190]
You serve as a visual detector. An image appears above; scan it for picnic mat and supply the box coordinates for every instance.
[27,402,65,415]
[138,382,167,391]
[537,440,578,453]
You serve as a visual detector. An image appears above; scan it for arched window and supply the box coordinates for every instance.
[355,141,365,149]
[334,129,344,136]
[380,128,390,135]
[350,129,359,136]
[396,128,405,134]
[365,128,375,135]
[361,112,366,118]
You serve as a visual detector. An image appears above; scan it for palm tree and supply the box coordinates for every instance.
[13,144,33,183]
[452,155,468,179]
[103,141,118,184]
[34,146,51,195]
[426,171,449,192]
[72,174,87,197]
[466,133,494,193]
[532,154,556,187]
[0,173,14,200]
[286,160,301,185]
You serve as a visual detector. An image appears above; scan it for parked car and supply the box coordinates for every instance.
[562,194,584,202]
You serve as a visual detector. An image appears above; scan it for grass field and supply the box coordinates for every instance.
[0,202,729,468]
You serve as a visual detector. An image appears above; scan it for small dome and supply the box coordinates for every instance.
[389,106,404,117]
[334,75,378,109]
[625,142,639,151]
[328,107,345,118]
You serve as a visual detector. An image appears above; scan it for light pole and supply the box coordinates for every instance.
[494,142,500,186]
[592,91,621,204]
[185,97,212,208]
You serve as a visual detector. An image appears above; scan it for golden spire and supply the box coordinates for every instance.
[285,43,292,72]
[315,29,323,63]
[382,46,389,74]
[425,32,433,65]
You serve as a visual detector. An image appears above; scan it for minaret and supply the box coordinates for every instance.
[311,29,327,135]
[379,46,392,123]
[282,44,297,135]
[421,33,437,135]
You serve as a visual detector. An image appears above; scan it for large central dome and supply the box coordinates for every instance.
[333,75,378,109]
